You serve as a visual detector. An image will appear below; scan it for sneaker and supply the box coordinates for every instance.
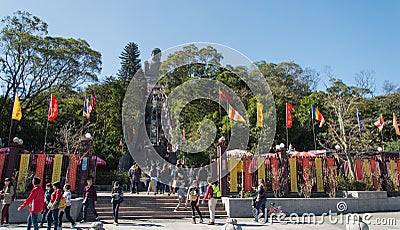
[113,222,119,226]
[173,209,178,212]
[207,222,215,225]
[71,223,76,228]
[80,220,86,223]
[199,219,203,224]
[95,217,101,221]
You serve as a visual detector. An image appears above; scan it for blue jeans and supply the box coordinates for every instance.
[27,212,39,230]
[47,209,59,230]
[147,177,158,194]
[255,198,266,221]
[82,198,98,221]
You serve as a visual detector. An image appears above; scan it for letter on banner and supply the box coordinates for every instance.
[271,157,279,192]
[363,159,371,182]
[370,159,378,190]
[243,159,252,192]
[35,154,46,187]
[51,154,63,184]
[289,158,298,192]
[257,157,265,182]
[302,158,310,187]
[355,160,363,181]
[390,160,398,191]
[68,154,79,192]
[229,158,238,192]
[315,158,324,192]
[17,154,30,192]
[0,154,6,182]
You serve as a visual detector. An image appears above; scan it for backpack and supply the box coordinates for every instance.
[57,196,67,209]
[212,184,221,198]
[188,188,198,201]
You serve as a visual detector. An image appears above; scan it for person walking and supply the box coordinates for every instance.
[111,181,123,226]
[197,166,208,195]
[129,163,141,194]
[186,180,203,224]
[58,184,76,229]
[174,181,187,211]
[146,165,158,195]
[39,183,53,228]
[17,177,45,230]
[81,178,100,223]
[47,181,63,230]
[254,179,267,222]
[1,178,15,226]
[202,178,221,225]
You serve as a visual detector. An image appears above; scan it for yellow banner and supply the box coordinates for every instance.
[289,158,298,192]
[390,160,398,191]
[363,159,371,182]
[257,157,265,181]
[12,94,22,121]
[257,103,263,127]
[17,154,30,192]
[229,158,238,192]
[315,158,324,192]
[51,154,63,184]
[236,160,242,172]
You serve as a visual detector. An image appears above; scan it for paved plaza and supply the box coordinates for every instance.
[0,212,399,230]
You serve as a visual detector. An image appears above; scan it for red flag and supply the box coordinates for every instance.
[48,94,58,121]
[219,89,233,104]
[286,103,293,128]
[91,93,97,110]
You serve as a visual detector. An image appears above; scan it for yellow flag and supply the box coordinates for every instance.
[12,94,22,121]
[257,103,263,127]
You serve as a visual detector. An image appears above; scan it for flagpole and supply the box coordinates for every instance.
[286,103,289,148]
[43,118,49,153]
[7,119,13,146]
[311,106,317,150]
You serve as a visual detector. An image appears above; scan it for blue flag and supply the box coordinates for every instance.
[356,109,365,133]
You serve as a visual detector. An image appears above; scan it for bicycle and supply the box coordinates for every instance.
[252,202,285,224]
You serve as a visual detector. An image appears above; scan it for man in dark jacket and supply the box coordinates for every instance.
[81,178,100,223]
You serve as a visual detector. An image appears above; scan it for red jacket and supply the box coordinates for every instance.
[50,188,63,204]
[202,184,213,202]
[19,185,45,213]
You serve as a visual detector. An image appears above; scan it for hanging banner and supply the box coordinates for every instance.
[35,154,46,187]
[243,159,252,192]
[271,157,279,192]
[229,158,238,192]
[257,157,265,182]
[327,158,335,176]
[51,154,63,184]
[397,160,400,190]
[363,159,371,182]
[302,158,310,186]
[0,154,6,182]
[289,158,298,192]
[390,160,398,192]
[370,159,378,190]
[355,160,363,181]
[82,157,88,171]
[17,154,30,192]
[68,154,79,192]
[236,160,242,172]
[315,158,324,192]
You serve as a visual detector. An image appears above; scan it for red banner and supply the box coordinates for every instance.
[68,154,79,192]
[243,159,252,192]
[35,154,46,187]
[327,158,335,176]
[286,103,293,128]
[0,154,6,182]
[370,159,378,190]
[355,160,363,181]
[271,157,279,192]
[302,158,310,186]
[397,160,400,189]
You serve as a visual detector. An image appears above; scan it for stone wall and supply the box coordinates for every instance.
[5,198,83,224]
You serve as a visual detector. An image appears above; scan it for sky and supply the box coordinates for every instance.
[1,0,399,93]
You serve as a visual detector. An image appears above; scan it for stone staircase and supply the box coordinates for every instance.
[82,192,227,220]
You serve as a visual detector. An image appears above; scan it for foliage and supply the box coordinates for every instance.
[336,176,373,191]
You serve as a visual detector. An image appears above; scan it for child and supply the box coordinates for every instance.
[39,183,53,228]
[111,181,123,225]
[186,180,203,224]
[174,181,187,212]
[58,184,76,229]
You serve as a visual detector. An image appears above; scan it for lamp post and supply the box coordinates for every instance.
[279,143,289,196]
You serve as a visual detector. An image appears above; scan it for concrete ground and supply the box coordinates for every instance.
[0,212,399,230]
